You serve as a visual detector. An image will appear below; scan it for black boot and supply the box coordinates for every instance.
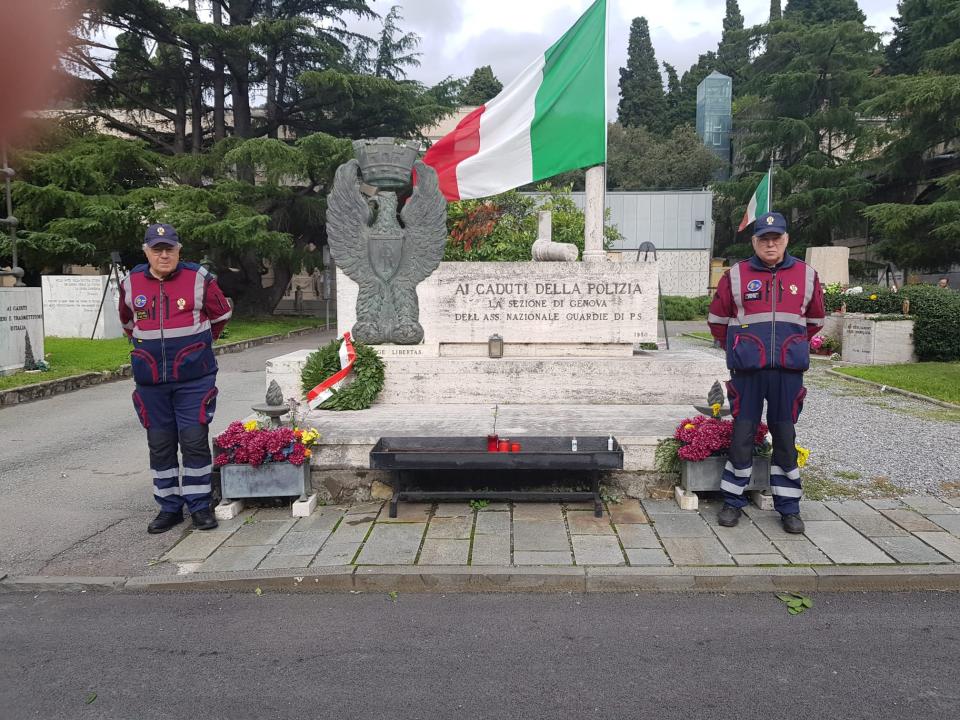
[148,510,184,534]
[718,504,742,527]
[191,508,218,531]
[782,513,805,534]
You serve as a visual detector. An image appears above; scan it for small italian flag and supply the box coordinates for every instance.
[737,172,771,232]
[422,0,607,201]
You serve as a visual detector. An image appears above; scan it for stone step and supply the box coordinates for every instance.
[268,348,727,406]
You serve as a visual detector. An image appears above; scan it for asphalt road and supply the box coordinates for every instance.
[0,330,333,576]
[1,590,958,719]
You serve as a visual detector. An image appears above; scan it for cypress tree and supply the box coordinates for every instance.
[770,0,782,20]
[617,17,666,131]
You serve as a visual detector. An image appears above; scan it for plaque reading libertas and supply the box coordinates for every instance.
[337,262,658,345]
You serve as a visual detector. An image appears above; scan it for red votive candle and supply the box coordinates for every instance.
[511,442,521,452]
[498,439,510,452]
[487,434,499,452]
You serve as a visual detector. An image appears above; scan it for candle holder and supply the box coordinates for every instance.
[486,434,499,452]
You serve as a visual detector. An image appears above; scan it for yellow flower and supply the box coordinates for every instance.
[684,423,695,430]
[710,402,721,417]
[795,445,810,468]
[304,449,312,458]
[869,294,878,300]
[243,420,258,432]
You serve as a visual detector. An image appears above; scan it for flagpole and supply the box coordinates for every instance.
[768,150,774,213]
[582,0,608,263]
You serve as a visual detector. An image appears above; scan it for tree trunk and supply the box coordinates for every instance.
[173,94,187,154]
[216,252,292,315]
[213,0,226,141]
[188,0,203,155]
[265,0,279,139]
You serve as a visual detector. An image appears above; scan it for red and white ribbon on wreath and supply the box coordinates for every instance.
[306,331,357,410]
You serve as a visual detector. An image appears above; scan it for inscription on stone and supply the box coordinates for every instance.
[0,288,44,375]
[42,275,123,339]
[338,262,658,344]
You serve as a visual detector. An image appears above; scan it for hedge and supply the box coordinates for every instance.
[661,295,712,321]
[824,284,960,361]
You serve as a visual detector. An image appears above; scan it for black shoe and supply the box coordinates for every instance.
[782,513,805,534]
[191,508,218,531]
[717,504,742,527]
[148,511,184,534]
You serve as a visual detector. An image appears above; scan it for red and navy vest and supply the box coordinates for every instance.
[708,254,825,372]
[119,262,232,385]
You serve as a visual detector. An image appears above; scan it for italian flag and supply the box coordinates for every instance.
[422,0,606,201]
[737,172,771,232]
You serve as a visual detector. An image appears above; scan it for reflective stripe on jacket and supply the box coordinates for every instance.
[118,262,232,385]
[707,254,825,371]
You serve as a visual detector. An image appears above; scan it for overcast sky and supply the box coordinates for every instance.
[350,0,900,118]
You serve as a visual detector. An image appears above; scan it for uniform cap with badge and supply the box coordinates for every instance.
[144,223,181,248]
[753,211,787,237]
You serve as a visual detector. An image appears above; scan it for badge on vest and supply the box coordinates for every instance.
[177,297,186,310]
[789,284,798,295]
[746,279,762,292]
[743,291,761,301]
[136,310,148,320]
[134,294,148,308]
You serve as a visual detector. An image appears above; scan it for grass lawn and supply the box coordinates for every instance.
[0,315,326,392]
[834,362,960,405]
[684,331,714,341]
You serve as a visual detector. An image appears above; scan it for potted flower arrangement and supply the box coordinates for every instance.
[656,415,773,493]
[214,420,321,502]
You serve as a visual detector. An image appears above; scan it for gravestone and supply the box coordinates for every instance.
[842,313,916,364]
[805,246,849,287]
[0,288,44,375]
[41,275,123,339]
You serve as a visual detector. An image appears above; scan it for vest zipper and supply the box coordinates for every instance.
[159,279,167,382]
[770,269,778,368]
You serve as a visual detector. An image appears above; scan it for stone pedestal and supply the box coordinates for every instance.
[841,313,917,365]
[0,287,44,375]
[805,247,849,287]
[42,275,123,339]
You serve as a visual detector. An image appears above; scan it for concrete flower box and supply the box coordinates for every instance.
[220,462,311,502]
[680,455,771,493]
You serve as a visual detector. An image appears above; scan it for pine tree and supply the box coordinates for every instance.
[23,333,37,371]
[770,0,782,20]
[717,0,749,80]
[784,0,866,24]
[373,5,422,80]
[662,62,684,132]
[460,66,503,106]
[617,17,666,131]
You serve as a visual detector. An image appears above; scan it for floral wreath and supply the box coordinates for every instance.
[300,336,385,411]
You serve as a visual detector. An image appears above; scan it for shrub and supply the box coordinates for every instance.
[661,295,712,321]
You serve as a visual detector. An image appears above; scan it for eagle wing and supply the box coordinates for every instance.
[325,159,371,283]
[398,160,448,285]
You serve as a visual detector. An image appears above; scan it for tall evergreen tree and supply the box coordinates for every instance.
[460,66,503,106]
[784,0,866,24]
[717,0,749,80]
[617,17,666,131]
[662,62,684,132]
[770,0,782,20]
[372,5,422,80]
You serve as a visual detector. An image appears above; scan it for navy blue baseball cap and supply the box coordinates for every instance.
[753,212,787,236]
[144,223,180,247]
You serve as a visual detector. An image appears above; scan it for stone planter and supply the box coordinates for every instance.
[220,462,311,502]
[680,455,771,493]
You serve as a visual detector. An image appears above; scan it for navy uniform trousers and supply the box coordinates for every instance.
[132,373,218,514]
[721,369,807,515]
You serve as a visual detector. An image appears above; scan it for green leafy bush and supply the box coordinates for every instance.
[661,295,712,321]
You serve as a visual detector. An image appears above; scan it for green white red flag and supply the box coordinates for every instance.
[738,172,771,232]
[422,0,607,201]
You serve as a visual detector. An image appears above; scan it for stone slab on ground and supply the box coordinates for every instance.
[802,521,894,564]
[418,538,470,565]
[870,536,952,564]
[355,523,425,565]
[647,513,714,538]
[571,535,625,566]
[607,500,649,524]
[913,532,960,562]
[773,538,832,564]
[258,552,313,570]
[224,520,295,548]
[475,511,510,535]
[514,551,573,566]
[566,511,615,535]
[661,537,734,565]
[615,524,660,549]
[842,513,911,538]
[470,535,511,566]
[311,542,360,566]
[198,545,272,573]
[513,521,570,552]
[900,495,956,515]
[161,531,232,563]
[928,514,960,535]
[427,516,473,539]
[326,519,373,545]
[878,509,943,533]
[712,522,779,556]
[624,548,672,566]
[274,530,335,556]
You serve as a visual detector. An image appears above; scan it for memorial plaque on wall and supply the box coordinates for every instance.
[0,288,44,375]
[42,275,123,339]
[337,262,659,345]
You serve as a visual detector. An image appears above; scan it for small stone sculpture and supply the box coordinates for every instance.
[693,380,730,417]
[252,379,291,427]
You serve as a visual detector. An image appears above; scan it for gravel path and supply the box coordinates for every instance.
[671,333,960,497]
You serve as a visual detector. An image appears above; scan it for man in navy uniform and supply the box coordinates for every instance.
[119,223,232,533]
[708,212,825,534]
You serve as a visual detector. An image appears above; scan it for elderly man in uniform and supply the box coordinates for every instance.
[119,223,232,533]
[708,212,825,534]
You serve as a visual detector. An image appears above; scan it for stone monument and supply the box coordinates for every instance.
[42,275,123,339]
[326,138,447,345]
[0,287,44,375]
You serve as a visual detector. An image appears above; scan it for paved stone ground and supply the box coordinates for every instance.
[161,495,960,574]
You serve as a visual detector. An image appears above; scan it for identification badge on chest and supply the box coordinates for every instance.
[743,278,763,302]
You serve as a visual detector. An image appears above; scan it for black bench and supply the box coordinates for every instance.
[369,436,624,518]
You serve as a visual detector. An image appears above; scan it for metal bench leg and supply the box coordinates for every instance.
[389,471,400,518]
[593,472,603,517]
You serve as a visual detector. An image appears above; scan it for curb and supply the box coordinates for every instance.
[0,326,326,408]
[825,369,960,411]
[3,564,960,595]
